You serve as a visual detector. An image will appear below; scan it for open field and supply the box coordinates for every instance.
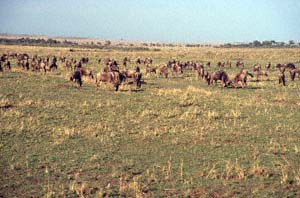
[1,44,300,197]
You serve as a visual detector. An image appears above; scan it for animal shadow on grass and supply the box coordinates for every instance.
[227,86,262,90]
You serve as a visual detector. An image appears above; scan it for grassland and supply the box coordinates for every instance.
[1,44,300,197]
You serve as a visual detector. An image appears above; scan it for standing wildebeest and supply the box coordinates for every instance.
[122,66,142,89]
[265,62,271,70]
[77,67,94,79]
[81,57,89,64]
[145,65,157,75]
[159,64,169,78]
[206,61,211,67]
[253,63,261,72]
[95,71,125,91]
[194,63,205,79]
[233,69,253,88]
[172,63,183,76]
[254,70,268,81]
[70,70,83,87]
[278,68,286,86]
[136,58,142,64]
[217,61,225,67]
[0,61,3,72]
[123,57,130,67]
[206,70,231,87]
[289,68,300,81]
[236,61,244,68]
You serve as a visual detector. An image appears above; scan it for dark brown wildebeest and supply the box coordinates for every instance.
[285,63,296,70]
[95,71,125,91]
[0,61,3,72]
[289,68,300,81]
[70,70,83,87]
[236,61,244,68]
[145,65,157,75]
[206,61,211,67]
[81,57,89,64]
[136,58,142,64]
[159,64,168,78]
[233,69,253,88]
[4,60,11,70]
[279,69,286,86]
[121,66,142,89]
[98,58,102,64]
[206,70,231,87]
[217,61,225,67]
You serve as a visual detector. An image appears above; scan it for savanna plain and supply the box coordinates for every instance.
[1,44,300,197]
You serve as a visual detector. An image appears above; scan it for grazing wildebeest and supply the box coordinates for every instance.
[206,62,211,67]
[289,68,300,81]
[233,69,253,88]
[285,63,296,70]
[236,61,244,68]
[70,70,82,87]
[206,70,231,87]
[95,71,125,91]
[145,65,157,75]
[159,64,169,78]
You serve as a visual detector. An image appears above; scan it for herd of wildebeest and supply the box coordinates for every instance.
[0,51,299,91]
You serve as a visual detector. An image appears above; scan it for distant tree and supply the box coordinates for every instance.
[289,40,295,45]
[252,40,261,47]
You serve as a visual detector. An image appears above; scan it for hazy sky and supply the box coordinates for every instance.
[0,0,299,43]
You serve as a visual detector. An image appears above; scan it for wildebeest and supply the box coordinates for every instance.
[279,68,286,86]
[172,63,183,76]
[289,68,300,81]
[217,61,225,67]
[206,62,211,67]
[145,65,157,75]
[70,70,82,87]
[77,67,94,79]
[265,62,271,70]
[253,64,261,72]
[159,64,168,78]
[95,71,125,91]
[236,61,244,68]
[206,70,231,87]
[233,69,253,88]
[81,57,89,64]
[254,70,268,81]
